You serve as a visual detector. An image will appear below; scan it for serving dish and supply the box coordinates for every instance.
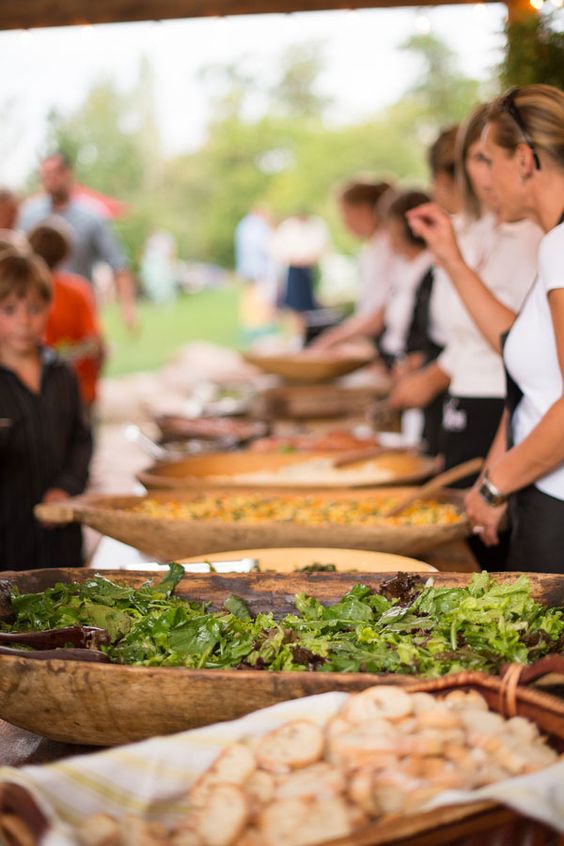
[244,350,375,383]
[0,569,562,746]
[136,450,438,491]
[35,486,468,560]
[178,547,436,573]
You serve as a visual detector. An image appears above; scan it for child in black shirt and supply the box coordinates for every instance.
[0,249,92,570]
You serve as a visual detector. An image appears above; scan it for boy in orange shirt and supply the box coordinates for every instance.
[28,219,105,414]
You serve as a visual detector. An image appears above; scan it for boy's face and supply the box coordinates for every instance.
[0,292,49,356]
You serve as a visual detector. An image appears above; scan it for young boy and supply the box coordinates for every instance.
[27,219,105,416]
[0,249,92,570]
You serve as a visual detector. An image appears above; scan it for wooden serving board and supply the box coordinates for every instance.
[0,569,562,746]
[137,450,438,490]
[34,486,469,561]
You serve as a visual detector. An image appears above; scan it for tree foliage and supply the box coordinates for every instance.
[37,34,481,268]
[501,10,564,89]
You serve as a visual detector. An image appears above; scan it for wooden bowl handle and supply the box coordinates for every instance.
[33,501,76,525]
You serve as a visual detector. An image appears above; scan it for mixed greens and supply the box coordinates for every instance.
[2,565,562,677]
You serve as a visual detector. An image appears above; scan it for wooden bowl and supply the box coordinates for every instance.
[243,351,374,383]
[179,547,437,573]
[35,486,469,561]
[1,569,562,746]
[137,450,438,490]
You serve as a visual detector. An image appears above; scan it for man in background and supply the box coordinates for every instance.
[18,152,138,331]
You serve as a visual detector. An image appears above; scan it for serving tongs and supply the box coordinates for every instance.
[333,444,419,469]
[380,457,484,518]
[0,625,111,663]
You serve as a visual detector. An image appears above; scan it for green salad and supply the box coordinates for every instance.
[2,565,562,677]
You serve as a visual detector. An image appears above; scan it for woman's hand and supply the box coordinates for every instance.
[464,483,507,547]
[407,203,464,272]
[389,362,450,410]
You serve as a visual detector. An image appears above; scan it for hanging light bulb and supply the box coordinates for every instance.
[550,0,563,8]
[414,12,431,34]
[529,0,544,9]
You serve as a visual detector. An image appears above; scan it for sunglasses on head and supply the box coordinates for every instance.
[500,88,541,171]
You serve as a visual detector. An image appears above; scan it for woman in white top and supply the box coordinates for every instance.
[394,104,541,473]
[313,189,433,376]
[410,85,564,573]
[311,180,396,349]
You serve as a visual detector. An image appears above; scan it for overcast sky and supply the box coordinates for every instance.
[0,5,507,188]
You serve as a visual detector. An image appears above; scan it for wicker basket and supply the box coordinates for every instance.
[1,659,563,846]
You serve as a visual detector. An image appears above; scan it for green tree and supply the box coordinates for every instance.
[399,33,481,127]
[501,10,564,89]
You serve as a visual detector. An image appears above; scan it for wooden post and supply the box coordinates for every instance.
[506,0,536,23]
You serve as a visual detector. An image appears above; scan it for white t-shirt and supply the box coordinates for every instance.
[356,231,396,315]
[379,249,433,358]
[430,215,542,397]
[504,221,564,500]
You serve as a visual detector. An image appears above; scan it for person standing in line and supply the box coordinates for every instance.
[27,219,105,419]
[271,212,329,343]
[310,180,396,350]
[392,104,542,477]
[411,85,564,573]
[235,205,276,338]
[391,127,462,455]
[0,250,92,570]
[17,152,138,331]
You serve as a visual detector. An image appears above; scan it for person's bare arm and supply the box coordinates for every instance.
[488,289,564,493]
[465,290,564,545]
[388,361,450,410]
[310,307,384,350]
[115,269,139,332]
[407,204,515,353]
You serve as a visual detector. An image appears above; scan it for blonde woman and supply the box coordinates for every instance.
[410,85,564,572]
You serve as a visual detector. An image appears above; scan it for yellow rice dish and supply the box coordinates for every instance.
[131,495,462,527]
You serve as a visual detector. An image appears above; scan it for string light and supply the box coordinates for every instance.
[529,0,544,9]
[550,0,563,8]
[414,13,431,34]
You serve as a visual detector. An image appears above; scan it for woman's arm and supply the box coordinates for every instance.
[407,204,516,353]
[465,290,564,544]
[388,361,450,410]
[310,307,384,350]
[464,410,509,546]
[489,290,564,493]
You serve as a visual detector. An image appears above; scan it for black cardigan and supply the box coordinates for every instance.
[0,349,92,569]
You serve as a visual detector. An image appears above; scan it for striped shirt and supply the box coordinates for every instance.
[0,349,92,570]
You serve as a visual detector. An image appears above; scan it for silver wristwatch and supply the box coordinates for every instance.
[478,471,508,507]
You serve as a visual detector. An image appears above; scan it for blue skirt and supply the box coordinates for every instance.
[282,265,317,312]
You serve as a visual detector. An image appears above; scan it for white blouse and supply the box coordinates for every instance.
[356,230,397,316]
[379,249,433,359]
[429,214,543,398]
[504,221,564,500]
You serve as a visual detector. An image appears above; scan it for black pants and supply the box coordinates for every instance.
[422,392,447,457]
[442,395,508,571]
[509,484,564,574]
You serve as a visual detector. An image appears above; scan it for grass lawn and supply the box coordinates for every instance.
[101,285,244,377]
